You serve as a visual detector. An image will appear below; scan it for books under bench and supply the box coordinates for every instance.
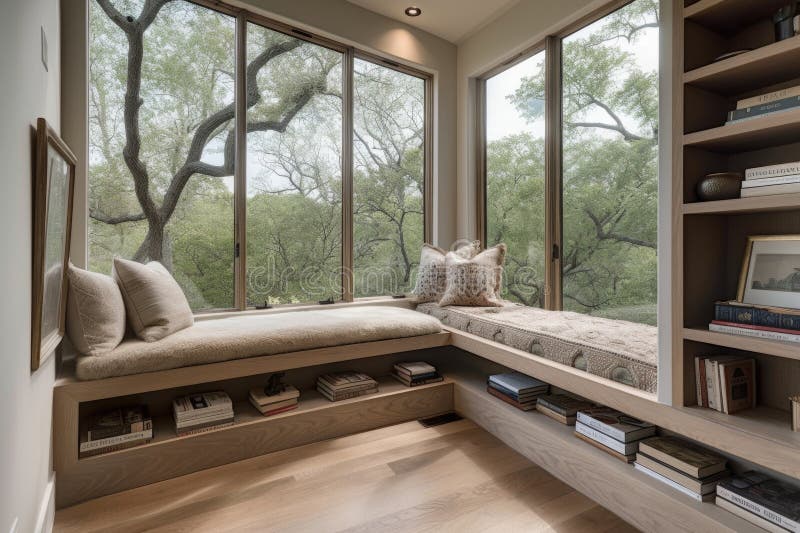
[317,371,379,402]
[392,361,443,387]
[573,407,656,463]
[486,372,549,411]
[80,406,153,458]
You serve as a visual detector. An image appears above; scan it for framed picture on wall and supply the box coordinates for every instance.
[737,235,800,311]
[31,117,77,371]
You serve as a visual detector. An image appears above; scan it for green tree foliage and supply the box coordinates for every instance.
[491,0,659,324]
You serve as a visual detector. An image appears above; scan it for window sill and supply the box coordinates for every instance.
[193,296,416,322]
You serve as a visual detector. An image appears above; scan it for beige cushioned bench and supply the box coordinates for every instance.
[75,306,442,381]
[416,303,657,393]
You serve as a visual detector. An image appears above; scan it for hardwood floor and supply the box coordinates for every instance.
[54,419,639,533]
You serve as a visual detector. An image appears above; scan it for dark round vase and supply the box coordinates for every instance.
[697,173,743,201]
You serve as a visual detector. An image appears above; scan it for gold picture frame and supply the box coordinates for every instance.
[31,118,77,371]
[737,234,800,309]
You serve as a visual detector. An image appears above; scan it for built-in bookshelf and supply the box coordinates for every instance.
[674,0,800,443]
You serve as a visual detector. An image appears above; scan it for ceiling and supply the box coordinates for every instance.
[345,0,520,43]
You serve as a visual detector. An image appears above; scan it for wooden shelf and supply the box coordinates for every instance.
[681,194,800,215]
[684,36,800,94]
[678,404,800,451]
[451,371,763,533]
[683,108,800,151]
[683,326,800,361]
[684,0,787,33]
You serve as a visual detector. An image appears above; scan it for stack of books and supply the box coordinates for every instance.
[249,384,300,416]
[574,407,655,463]
[726,84,800,126]
[486,372,549,411]
[535,394,594,425]
[740,159,800,198]
[392,361,443,387]
[716,471,800,532]
[317,371,378,402]
[633,436,728,502]
[173,391,234,436]
[79,406,152,458]
[712,300,800,343]
[693,355,756,414]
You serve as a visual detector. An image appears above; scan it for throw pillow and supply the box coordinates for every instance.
[66,263,127,356]
[413,241,481,303]
[112,258,194,342]
[438,244,507,307]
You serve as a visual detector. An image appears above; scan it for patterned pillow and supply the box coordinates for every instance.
[439,244,507,307]
[412,242,481,303]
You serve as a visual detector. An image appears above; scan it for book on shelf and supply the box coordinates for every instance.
[317,371,379,402]
[249,385,300,407]
[87,406,151,441]
[716,472,800,533]
[79,428,153,455]
[317,385,378,402]
[176,420,235,437]
[574,421,639,456]
[392,372,443,387]
[714,300,800,331]
[700,355,753,412]
[726,95,800,124]
[709,322,800,343]
[745,160,800,180]
[715,497,789,533]
[248,398,298,417]
[741,174,800,188]
[633,463,715,502]
[635,453,727,495]
[637,437,727,479]
[694,356,710,408]
[486,385,537,411]
[535,394,594,425]
[737,86,800,111]
[575,407,655,443]
[79,437,153,458]
[488,372,549,397]
[741,182,800,197]
[573,430,634,463]
[173,391,233,423]
[792,396,799,432]
[486,380,543,404]
[394,361,436,378]
[719,359,757,414]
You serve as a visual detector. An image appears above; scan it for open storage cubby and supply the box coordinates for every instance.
[674,0,800,436]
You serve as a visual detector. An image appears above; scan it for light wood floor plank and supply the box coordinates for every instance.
[55,420,637,533]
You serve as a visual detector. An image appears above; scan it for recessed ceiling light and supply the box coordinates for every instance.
[404,6,422,16]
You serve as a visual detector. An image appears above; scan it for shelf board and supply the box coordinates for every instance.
[683,326,800,361]
[677,404,800,451]
[683,108,800,151]
[681,194,800,215]
[80,376,450,459]
[683,0,787,33]
[684,36,800,94]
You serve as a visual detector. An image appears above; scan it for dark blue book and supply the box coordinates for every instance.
[714,301,800,331]
[727,95,800,122]
[488,372,548,398]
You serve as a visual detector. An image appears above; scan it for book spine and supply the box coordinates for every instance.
[80,428,153,452]
[709,322,800,343]
[741,183,800,197]
[737,86,800,110]
[694,357,704,407]
[79,439,152,458]
[176,421,234,437]
[536,400,567,416]
[742,174,800,188]
[575,422,636,455]
[705,359,717,411]
[318,387,376,401]
[746,161,800,179]
[727,96,800,122]
[716,486,800,532]
[575,412,625,442]
[634,464,704,502]
[712,320,800,335]
[88,418,152,441]
[714,303,798,329]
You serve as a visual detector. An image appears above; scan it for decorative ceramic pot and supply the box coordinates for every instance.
[697,172,743,201]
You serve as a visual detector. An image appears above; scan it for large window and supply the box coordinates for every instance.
[88,0,429,311]
[482,0,658,325]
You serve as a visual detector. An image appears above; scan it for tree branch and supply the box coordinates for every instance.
[90,209,147,224]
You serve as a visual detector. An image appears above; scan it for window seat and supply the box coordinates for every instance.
[74,306,443,381]
[415,303,657,393]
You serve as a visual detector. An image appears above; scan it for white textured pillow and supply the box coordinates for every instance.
[112,258,194,342]
[439,244,506,307]
[413,241,482,303]
[66,264,126,356]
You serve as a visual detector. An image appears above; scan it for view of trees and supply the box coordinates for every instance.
[88,0,425,309]
[487,0,659,325]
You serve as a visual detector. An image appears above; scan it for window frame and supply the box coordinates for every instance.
[476,0,653,313]
[84,0,433,312]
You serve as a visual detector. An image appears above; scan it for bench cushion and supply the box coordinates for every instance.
[75,306,442,381]
[416,303,657,393]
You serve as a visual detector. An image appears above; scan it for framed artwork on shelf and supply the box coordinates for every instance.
[31,117,77,371]
[737,235,800,310]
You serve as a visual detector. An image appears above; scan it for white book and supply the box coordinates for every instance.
[79,428,153,452]
[738,86,800,110]
[709,323,800,343]
[173,391,232,421]
[745,160,800,179]
[717,485,800,533]
[633,463,710,502]
[574,422,637,455]
[715,497,790,533]
[741,183,800,197]
[742,174,800,188]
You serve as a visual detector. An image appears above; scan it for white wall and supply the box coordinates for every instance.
[0,0,61,531]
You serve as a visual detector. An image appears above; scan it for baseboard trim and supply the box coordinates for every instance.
[34,474,55,533]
